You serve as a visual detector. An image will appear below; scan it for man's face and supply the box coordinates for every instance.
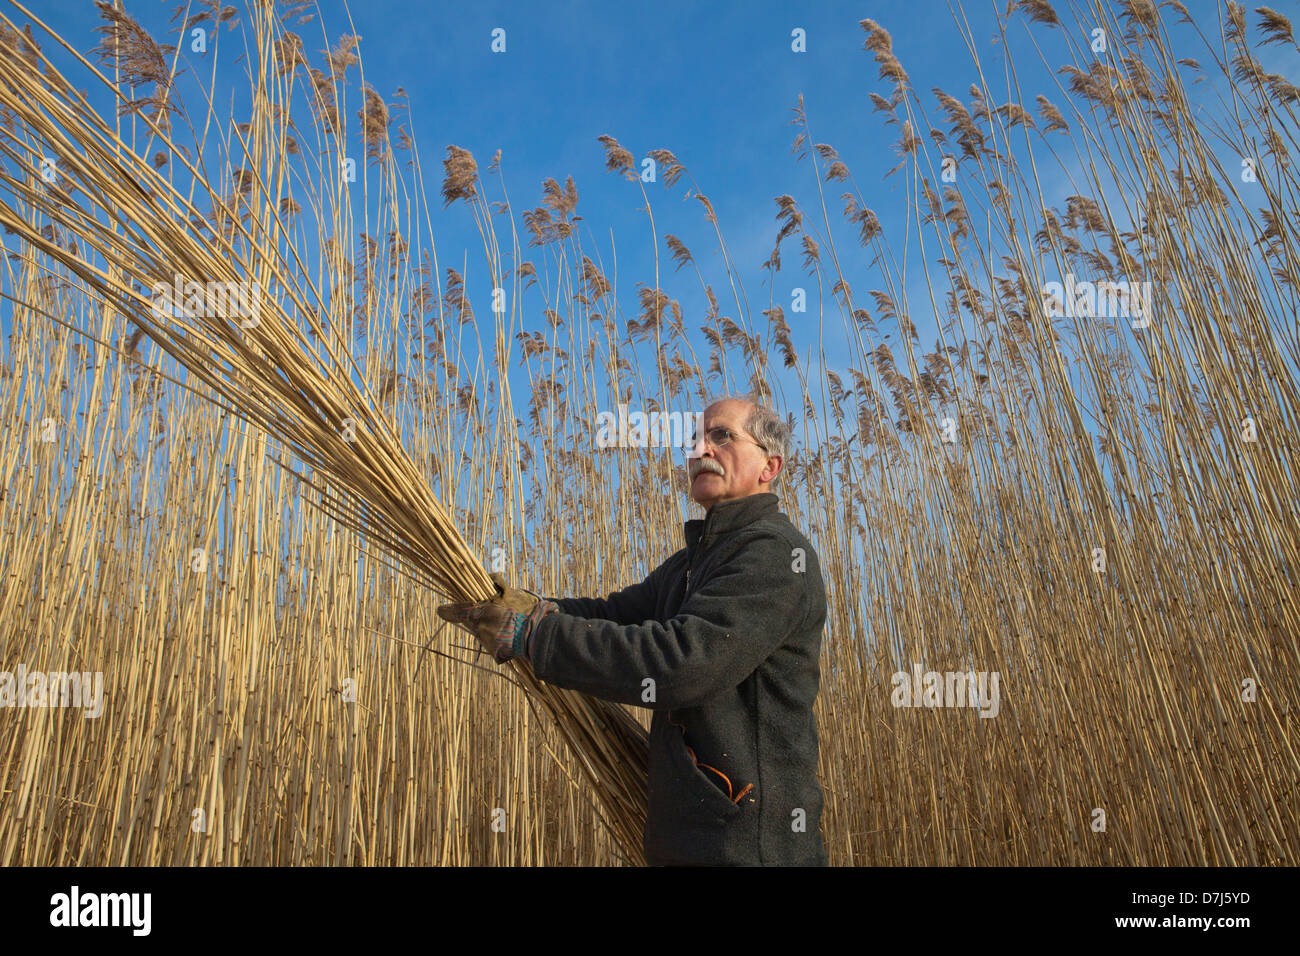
[686,400,781,510]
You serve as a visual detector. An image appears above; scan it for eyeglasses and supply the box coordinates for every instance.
[689,426,767,454]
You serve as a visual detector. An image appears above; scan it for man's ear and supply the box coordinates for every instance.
[762,455,783,483]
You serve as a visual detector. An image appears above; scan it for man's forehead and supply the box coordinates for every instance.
[701,400,751,428]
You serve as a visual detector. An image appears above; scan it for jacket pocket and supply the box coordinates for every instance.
[665,723,743,821]
[645,720,745,866]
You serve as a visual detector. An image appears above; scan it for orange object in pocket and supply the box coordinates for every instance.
[671,717,753,804]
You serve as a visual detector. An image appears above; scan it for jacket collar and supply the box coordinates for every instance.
[684,492,780,549]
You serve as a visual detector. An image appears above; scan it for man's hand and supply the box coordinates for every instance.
[490,573,541,615]
[437,573,558,663]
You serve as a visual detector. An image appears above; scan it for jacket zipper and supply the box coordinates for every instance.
[685,532,712,597]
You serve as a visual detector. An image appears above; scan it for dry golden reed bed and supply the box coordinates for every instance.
[0,0,1297,864]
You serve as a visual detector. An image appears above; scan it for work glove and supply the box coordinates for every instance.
[436,572,558,663]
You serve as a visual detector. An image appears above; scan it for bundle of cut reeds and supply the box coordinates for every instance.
[0,0,648,863]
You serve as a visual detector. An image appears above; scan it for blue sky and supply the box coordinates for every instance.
[13,0,1083,331]
[6,0,1293,451]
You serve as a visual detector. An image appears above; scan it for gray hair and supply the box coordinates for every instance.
[706,393,791,489]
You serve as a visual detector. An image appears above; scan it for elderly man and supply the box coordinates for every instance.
[438,395,828,866]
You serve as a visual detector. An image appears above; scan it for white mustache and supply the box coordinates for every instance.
[690,458,725,479]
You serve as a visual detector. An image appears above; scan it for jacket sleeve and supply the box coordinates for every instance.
[545,552,678,624]
[526,531,805,711]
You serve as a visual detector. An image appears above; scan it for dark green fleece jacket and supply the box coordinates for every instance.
[524,492,828,866]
